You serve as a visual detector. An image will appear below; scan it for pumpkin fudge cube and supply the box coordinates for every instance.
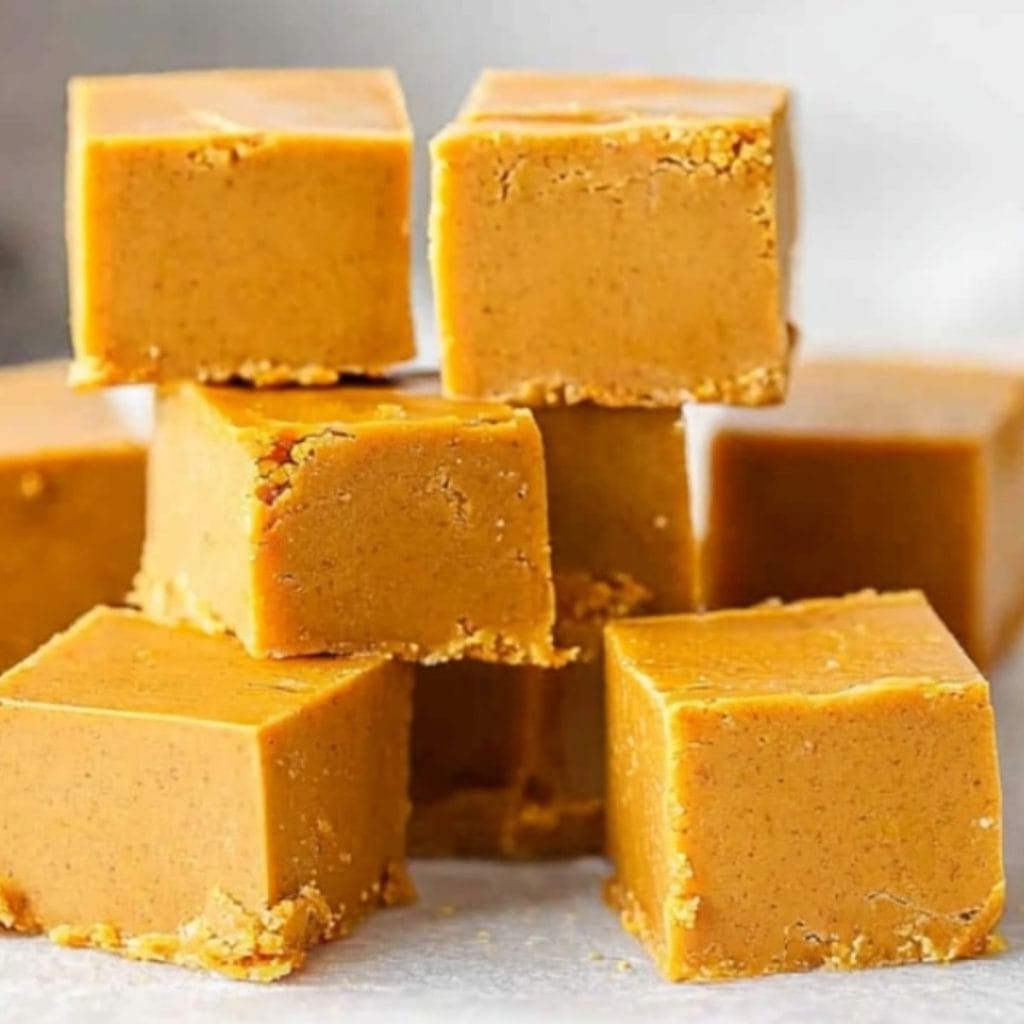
[67,68,414,386]
[606,591,1004,981]
[410,406,697,856]
[136,383,557,663]
[0,607,413,981]
[0,360,145,670]
[431,69,795,407]
[705,361,1024,667]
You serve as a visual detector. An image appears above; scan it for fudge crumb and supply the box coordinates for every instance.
[18,470,46,501]
[0,877,37,933]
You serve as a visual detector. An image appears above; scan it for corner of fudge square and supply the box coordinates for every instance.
[134,382,561,664]
[605,590,1005,981]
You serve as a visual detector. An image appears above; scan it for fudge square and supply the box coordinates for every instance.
[409,405,697,857]
[606,591,1004,982]
[0,360,145,670]
[67,69,414,386]
[0,607,413,981]
[705,361,1024,667]
[136,382,558,663]
[431,69,795,407]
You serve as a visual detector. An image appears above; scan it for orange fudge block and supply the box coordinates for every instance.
[67,69,414,386]
[410,406,696,856]
[0,361,145,669]
[0,607,413,981]
[606,591,1004,981]
[705,361,1024,667]
[136,383,557,663]
[431,70,795,407]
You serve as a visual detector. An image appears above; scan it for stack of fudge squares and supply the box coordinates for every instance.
[0,67,1017,984]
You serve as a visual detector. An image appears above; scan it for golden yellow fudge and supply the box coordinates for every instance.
[411,405,697,856]
[0,607,413,981]
[431,69,795,407]
[705,361,1024,667]
[606,591,1004,981]
[0,360,145,670]
[67,69,414,386]
[136,383,558,663]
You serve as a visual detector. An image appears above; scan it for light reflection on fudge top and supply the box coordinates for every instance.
[174,379,523,431]
[459,69,787,125]
[70,68,411,139]
[605,590,983,699]
[0,607,390,726]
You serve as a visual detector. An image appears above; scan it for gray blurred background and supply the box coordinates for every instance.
[3,0,1024,366]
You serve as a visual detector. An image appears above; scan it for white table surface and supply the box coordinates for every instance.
[2,631,1022,1024]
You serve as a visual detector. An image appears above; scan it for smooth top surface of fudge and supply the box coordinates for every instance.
[0,607,391,727]
[197,382,520,432]
[0,360,141,456]
[70,68,410,139]
[718,360,1024,441]
[606,591,979,700]
[460,69,786,124]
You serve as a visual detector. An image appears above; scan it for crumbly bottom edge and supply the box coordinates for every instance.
[68,354,407,390]
[134,571,571,668]
[0,861,414,983]
[445,361,791,410]
[409,786,604,859]
[604,876,1006,982]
